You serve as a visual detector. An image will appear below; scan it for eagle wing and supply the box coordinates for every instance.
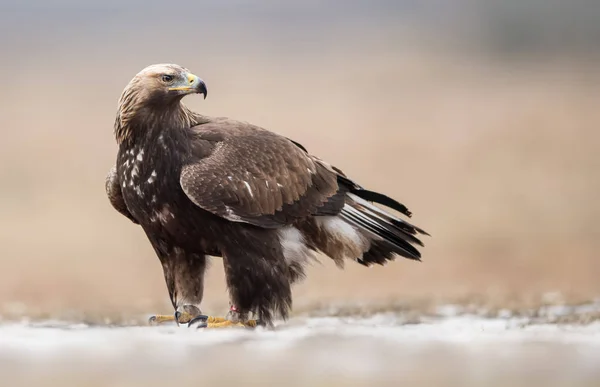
[105,165,139,224]
[180,121,342,228]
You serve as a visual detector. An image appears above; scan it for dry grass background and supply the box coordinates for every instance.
[0,4,599,323]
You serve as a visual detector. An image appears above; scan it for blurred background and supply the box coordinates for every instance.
[2,1,600,386]
[0,0,599,323]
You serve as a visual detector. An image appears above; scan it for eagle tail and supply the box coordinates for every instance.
[340,192,428,265]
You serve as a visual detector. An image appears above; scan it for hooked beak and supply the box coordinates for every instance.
[169,73,207,99]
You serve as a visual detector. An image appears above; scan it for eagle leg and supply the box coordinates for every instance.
[146,247,207,326]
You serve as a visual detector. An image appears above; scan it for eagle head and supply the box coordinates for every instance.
[126,63,207,103]
[115,63,207,143]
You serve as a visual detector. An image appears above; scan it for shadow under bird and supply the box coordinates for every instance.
[105,63,430,329]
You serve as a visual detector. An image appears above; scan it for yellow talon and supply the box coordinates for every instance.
[188,315,260,329]
[148,314,175,325]
[206,320,246,329]
[205,316,228,324]
[148,311,196,325]
[205,320,257,329]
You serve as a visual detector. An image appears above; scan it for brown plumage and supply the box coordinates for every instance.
[106,63,429,327]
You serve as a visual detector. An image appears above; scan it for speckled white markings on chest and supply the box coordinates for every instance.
[150,204,176,224]
[147,170,157,184]
[121,147,157,198]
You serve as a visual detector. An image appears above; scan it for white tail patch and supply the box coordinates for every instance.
[278,226,315,265]
[317,216,367,247]
[315,214,370,261]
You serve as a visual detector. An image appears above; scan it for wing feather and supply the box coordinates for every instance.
[180,122,340,228]
[105,165,139,224]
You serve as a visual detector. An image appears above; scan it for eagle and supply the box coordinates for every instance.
[105,63,429,329]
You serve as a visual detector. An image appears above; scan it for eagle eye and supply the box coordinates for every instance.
[161,74,175,83]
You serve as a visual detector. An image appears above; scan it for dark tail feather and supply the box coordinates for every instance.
[337,188,431,265]
[347,191,429,237]
[336,175,430,237]
[350,202,425,247]
[353,195,430,238]
[350,188,414,218]
[340,200,423,262]
[358,240,397,266]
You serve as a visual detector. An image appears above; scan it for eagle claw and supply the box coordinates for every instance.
[148,313,181,326]
[187,314,209,327]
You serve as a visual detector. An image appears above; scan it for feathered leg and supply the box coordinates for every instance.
[147,239,208,325]
[189,230,291,329]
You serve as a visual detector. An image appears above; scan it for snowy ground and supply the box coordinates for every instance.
[1,306,600,387]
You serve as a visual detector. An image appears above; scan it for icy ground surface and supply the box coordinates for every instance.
[1,306,600,386]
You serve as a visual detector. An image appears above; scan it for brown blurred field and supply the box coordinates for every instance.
[0,4,599,324]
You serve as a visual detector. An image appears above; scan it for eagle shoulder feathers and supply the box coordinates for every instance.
[180,120,340,228]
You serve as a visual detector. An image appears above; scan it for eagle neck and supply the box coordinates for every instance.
[115,101,198,147]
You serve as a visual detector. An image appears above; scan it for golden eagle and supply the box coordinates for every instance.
[105,64,429,329]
